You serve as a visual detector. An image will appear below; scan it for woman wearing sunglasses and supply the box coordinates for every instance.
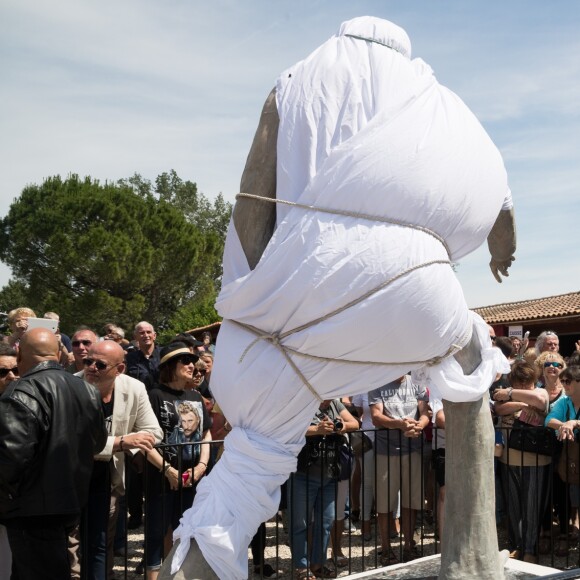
[535,351,566,390]
[533,352,570,554]
[145,343,212,580]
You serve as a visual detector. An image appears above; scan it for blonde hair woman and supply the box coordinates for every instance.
[4,307,36,349]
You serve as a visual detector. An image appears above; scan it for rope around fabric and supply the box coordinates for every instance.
[236,192,451,258]
[232,192,469,400]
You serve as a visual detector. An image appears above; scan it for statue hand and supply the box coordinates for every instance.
[489,256,515,283]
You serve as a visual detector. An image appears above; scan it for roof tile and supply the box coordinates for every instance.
[473,292,580,324]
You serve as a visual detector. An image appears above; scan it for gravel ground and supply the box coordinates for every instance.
[112,514,580,579]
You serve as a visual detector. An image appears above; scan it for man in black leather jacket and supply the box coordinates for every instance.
[0,327,107,580]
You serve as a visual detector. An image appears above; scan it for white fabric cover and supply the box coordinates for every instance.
[172,16,511,578]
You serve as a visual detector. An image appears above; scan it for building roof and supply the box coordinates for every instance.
[473,292,580,325]
[185,321,222,336]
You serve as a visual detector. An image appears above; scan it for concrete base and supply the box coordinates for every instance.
[344,553,561,579]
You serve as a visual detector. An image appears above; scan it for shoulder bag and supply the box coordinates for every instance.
[557,403,580,484]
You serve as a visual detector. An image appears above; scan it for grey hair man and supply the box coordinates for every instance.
[77,340,168,579]
[535,331,559,356]
[126,321,161,391]
[104,324,125,343]
[124,321,162,529]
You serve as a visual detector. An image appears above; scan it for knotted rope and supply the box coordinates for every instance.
[231,192,469,400]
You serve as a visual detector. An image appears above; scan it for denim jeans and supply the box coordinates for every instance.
[288,471,336,569]
[83,490,120,580]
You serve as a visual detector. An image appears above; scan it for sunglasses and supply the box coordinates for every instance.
[176,355,197,366]
[72,339,93,347]
[193,369,206,376]
[0,367,19,378]
[82,358,114,371]
[544,362,563,368]
[490,336,497,342]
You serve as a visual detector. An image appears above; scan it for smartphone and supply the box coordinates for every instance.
[26,317,58,333]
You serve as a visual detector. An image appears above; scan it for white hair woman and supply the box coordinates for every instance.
[535,331,559,356]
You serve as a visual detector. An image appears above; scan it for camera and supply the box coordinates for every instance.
[316,411,343,432]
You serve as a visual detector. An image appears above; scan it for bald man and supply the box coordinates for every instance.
[76,340,164,580]
[0,328,107,580]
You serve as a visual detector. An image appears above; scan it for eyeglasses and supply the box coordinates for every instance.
[72,339,93,348]
[0,367,19,378]
[176,355,197,366]
[83,358,115,371]
[544,362,563,368]
[562,378,579,386]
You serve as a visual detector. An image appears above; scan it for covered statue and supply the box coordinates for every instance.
[161,16,516,580]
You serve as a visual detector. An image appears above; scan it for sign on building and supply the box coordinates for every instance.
[508,325,523,338]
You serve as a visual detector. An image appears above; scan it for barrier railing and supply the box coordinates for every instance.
[76,427,580,578]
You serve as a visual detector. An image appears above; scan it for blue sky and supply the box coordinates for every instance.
[1,0,579,309]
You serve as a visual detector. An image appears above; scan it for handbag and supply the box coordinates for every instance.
[558,441,580,484]
[350,431,373,457]
[338,443,354,481]
[557,404,580,484]
[508,419,556,456]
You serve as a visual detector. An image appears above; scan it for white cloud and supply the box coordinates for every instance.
[1,0,579,304]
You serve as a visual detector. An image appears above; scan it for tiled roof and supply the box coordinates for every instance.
[473,292,580,324]
[185,321,221,335]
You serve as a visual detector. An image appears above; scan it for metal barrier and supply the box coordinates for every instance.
[76,427,580,578]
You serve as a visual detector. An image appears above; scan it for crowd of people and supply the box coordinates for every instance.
[286,328,580,578]
[0,308,219,580]
[1,306,580,579]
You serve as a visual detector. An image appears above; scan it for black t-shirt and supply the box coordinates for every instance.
[148,385,210,487]
[90,395,114,494]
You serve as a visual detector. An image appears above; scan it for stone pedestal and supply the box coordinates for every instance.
[440,395,502,579]
[345,553,560,579]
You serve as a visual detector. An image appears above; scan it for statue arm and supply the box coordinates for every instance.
[487,207,516,283]
[233,87,279,270]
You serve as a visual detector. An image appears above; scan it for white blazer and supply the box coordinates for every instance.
[78,371,163,493]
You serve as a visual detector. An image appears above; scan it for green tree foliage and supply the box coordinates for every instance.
[0,173,232,335]
[0,280,30,315]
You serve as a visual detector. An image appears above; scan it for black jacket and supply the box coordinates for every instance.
[0,361,107,521]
